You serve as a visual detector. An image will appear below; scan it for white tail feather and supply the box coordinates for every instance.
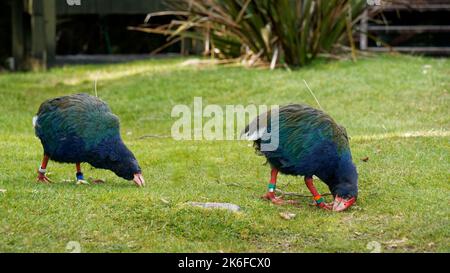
[242,127,267,140]
[32,116,38,128]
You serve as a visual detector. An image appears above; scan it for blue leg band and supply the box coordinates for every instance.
[76,172,84,181]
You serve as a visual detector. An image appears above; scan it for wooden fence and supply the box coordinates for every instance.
[9,0,166,70]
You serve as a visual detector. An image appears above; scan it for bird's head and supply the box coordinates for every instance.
[103,142,145,187]
[329,154,358,211]
[110,156,145,187]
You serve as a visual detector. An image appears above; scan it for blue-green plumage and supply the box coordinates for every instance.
[34,93,141,181]
[244,104,358,198]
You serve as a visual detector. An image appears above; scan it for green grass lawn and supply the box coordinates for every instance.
[0,55,448,252]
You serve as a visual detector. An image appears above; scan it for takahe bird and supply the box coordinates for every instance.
[33,93,145,187]
[242,104,357,212]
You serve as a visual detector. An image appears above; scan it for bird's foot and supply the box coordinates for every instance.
[76,179,90,185]
[76,178,106,185]
[308,198,332,210]
[316,201,332,210]
[309,201,350,212]
[36,172,52,184]
[261,192,297,205]
[75,172,91,185]
[309,197,354,211]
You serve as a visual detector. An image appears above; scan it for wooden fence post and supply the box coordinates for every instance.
[27,0,56,70]
[30,0,46,70]
[359,9,368,51]
[11,0,25,70]
[44,0,56,66]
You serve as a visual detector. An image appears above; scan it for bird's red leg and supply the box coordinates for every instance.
[261,169,286,205]
[75,163,87,184]
[36,155,52,183]
[305,177,331,210]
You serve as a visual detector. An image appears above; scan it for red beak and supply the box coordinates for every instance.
[332,195,356,212]
[133,173,145,187]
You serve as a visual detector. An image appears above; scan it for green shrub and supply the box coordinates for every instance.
[133,0,366,67]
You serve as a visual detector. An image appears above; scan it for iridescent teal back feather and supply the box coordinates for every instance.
[36,93,120,152]
[276,104,350,158]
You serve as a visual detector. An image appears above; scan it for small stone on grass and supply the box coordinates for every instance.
[279,212,296,220]
[186,202,241,212]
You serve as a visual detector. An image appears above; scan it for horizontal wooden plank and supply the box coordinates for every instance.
[367,25,450,32]
[56,0,167,15]
[367,47,450,53]
[54,54,180,65]
[369,4,450,11]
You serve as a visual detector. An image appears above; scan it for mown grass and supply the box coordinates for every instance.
[0,54,448,252]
